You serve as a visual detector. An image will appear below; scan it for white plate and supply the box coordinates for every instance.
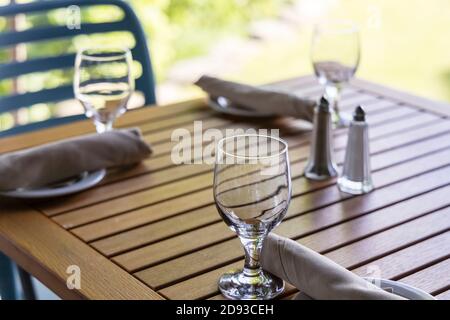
[208,96,274,118]
[0,169,106,199]
[364,278,435,300]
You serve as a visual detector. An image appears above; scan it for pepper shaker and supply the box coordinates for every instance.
[337,106,374,194]
[304,96,338,180]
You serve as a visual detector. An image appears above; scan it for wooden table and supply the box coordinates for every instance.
[1,75,449,300]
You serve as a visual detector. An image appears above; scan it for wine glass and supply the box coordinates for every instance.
[311,20,360,126]
[214,134,292,300]
[74,47,134,133]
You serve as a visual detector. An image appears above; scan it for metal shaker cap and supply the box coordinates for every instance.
[318,96,330,111]
[353,106,366,121]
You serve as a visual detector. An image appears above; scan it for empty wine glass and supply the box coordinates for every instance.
[74,47,134,133]
[311,20,360,126]
[214,134,292,300]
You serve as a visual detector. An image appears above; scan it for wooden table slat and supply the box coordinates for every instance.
[351,78,450,117]
[352,232,450,281]
[435,289,450,300]
[325,209,450,269]
[397,259,450,295]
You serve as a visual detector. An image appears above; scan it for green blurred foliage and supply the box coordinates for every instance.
[130,0,292,82]
[0,0,290,129]
[0,0,290,92]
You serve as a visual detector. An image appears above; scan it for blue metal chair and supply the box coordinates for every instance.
[0,252,18,300]
[0,0,156,137]
[0,0,155,299]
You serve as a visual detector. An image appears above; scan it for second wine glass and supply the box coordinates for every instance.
[311,20,360,126]
[74,47,134,133]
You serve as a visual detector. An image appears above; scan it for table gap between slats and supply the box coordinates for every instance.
[435,288,450,300]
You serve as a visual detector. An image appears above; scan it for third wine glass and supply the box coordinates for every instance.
[311,20,360,126]
[74,47,134,133]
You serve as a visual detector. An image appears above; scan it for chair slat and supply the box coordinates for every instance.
[0,21,128,48]
[0,0,156,133]
[0,85,73,111]
[0,54,75,79]
[0,0,126,16]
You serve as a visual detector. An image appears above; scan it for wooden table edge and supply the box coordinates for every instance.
[0,201,163,300]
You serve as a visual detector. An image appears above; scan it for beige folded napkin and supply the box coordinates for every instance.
[261,233,404,300]
[195,75,316,122]
[0,128,151,191]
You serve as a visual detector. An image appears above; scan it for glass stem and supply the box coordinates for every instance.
[325,84,342,124]
[240,236,264,279]
[95,120,113,133]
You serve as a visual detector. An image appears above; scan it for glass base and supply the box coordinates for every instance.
[305,168,338,181]
[337,176,374,195]
[218,268,284,300]
[94,120,113,133]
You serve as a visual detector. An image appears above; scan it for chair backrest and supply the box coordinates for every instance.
[0,0,156,119]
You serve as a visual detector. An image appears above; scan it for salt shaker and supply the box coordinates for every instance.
[304,96,338,180]
[337,106,374,194]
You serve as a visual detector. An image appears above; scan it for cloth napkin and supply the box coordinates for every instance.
[195,75,316,122]
[261,233,404,300]
[0,128,151,191]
